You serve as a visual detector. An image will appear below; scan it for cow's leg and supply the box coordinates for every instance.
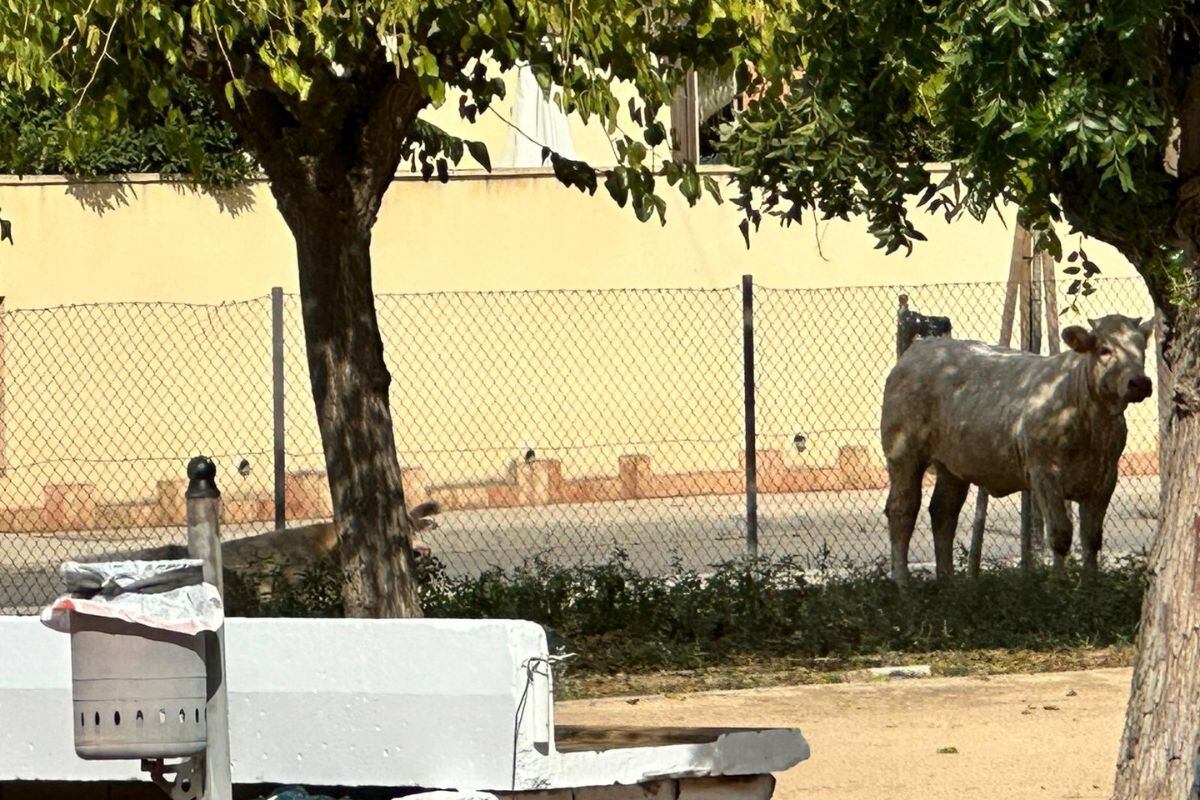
[1079,476,1116,582]
[929,467,970,581]
[885,459,926,587]
[1078,501,1108,581]
[1031,475,1073,570]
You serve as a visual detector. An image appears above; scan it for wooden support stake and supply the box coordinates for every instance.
[969,224,1030,577]
[1023,253,1045,562]
[1042,252,1061,355]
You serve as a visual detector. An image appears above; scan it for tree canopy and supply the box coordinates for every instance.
[0,83,253,183]
[723,0,1192,316]
[4,1,1200,793]
[0,0,774,618]
[715,4,1200,798]
[0,1,773,219]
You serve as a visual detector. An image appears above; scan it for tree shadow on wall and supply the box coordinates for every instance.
[65,179,134,216]
[167,180,258,217]
[64,176,258,218]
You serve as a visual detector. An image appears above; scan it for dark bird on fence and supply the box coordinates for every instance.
[524,448,536,464]
[793,432,808,454]
[237,458,252,477]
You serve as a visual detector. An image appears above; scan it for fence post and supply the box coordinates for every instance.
[1017,242,1037,571]
[970,224,1030,577]
[896,294,910,359]
[1042,252,1061,355]
[186,456,232,800]
[742,274,758,560]
[1024,254,1046,560]
[271,287,286,531]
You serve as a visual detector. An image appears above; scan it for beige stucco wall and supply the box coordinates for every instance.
[0,169,1145,305]
[0,171,1158,526]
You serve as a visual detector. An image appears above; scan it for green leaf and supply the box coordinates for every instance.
[632,191,653,222]
[466,140,491,172]
[681,167,701,205]
[644,122,666,147]
[551,154,598,195]
[149,86,170,110]
[605,170,629,207]
[626,142,647,167]
[702,175,723,204]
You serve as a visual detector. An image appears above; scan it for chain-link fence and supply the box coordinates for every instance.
[0,276,1160,613]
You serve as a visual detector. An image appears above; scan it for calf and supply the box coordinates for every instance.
[81,502,440,592]
[881,314,1153,585]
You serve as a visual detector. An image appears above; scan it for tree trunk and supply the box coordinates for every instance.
[281,193,422,618]
[1112,306,1200,799]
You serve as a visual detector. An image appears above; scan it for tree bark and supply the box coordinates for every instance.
[1112,305,1200,799]
[177,48,430,617]
[278,190,422,618]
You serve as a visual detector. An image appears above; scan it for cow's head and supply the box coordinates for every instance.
[1061,315,1154,406]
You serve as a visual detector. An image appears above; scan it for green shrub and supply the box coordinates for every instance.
[229,549,1148,674]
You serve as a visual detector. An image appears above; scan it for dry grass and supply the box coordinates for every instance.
[557,644,1135,699]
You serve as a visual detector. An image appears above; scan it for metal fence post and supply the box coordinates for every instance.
[186,456,232,800]
[271,287,286,531]
[1025,254,1045,559]
[742,274,759,560]
[896,294,910,358]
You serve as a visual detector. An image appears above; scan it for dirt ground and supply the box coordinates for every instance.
[555,667,1132,800]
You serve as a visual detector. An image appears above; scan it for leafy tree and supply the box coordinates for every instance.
[0,83,254,184]
[720,2,1200,796]
[0,0,749,617]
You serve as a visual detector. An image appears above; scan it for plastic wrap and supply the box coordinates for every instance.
[40,559,224,635]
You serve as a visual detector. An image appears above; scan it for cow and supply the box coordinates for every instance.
[880,314,1154,586]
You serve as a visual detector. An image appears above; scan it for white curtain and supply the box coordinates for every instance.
[497,64,578,168]
[697,69,739,123]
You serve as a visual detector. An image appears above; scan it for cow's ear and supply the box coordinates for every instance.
[1139,318,1155,340]
[1063,326,1097,353]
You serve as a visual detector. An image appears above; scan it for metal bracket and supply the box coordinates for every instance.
[143,756,204,800]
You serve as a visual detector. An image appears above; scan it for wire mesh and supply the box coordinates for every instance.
[0,298,277,614]
[756,277,1159,572]
[0,277,1162,613]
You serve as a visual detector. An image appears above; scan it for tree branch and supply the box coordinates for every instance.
[357,68,426,209]
[1171,66,1200,261]
[72,14,120,112]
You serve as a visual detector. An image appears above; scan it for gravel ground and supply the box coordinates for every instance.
[556,667,1133,800]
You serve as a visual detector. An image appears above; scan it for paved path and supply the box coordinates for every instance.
[1,478,1159,613]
